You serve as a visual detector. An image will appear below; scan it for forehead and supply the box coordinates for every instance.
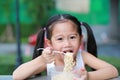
[52,20,78,35]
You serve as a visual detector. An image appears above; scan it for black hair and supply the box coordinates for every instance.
[33,14,97,59]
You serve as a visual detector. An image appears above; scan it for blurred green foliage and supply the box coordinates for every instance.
[0,54,32,75]
[21,0,55,25]
[50,0,110,25]
[0,0,119,38]
[0,0,55,38]
[0,54,120,75]
[0,0,14,24]
[0,0,55,24]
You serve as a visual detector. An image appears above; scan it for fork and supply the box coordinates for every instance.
[37,48,65,54]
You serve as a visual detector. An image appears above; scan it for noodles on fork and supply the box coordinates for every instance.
[63,52,75,72]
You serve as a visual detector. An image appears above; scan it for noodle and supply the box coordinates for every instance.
[51,52,76,80]
[63,52,75,72]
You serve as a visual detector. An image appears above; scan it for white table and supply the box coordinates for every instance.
[0,75,13,80]
[0,75,120,80]
[0,75,47,80]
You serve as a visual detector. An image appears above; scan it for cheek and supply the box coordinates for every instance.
[73,41,81,57]
[73,40,81,49]
[50,41,62,50]
[52,46,60,50]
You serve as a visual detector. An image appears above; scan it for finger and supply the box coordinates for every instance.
[80,68,86,75]
[45,49,51,55]
[46,57,55,63]
[80,75,87,80]
[43,48,52,55]
[42,55,54,63]
[79,68,88,80]
[53,51,64,54]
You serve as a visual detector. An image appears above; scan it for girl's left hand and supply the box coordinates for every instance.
[73,68,88,80]
[79,68,88,80]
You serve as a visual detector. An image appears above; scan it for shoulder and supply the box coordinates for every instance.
[81,50,95,58]
[81,51,100,66]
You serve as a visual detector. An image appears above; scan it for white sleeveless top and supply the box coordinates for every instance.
[47,49,84,75]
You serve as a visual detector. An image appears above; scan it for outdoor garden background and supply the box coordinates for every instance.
[0,0,120,75]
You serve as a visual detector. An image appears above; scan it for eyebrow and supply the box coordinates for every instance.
[54,33,78,38]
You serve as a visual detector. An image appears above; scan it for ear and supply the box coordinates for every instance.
[80,35,83,43]
[79,35,85,50]
[79,35,84,46]
[45,39,52,47]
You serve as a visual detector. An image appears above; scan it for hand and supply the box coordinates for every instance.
[73,68,88,80]
[41,47,55,64]
[79,68,88,80]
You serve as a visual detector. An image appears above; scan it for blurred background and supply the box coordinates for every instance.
[0,0,120,75]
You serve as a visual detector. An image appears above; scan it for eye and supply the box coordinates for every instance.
[57,37,63,41]
[70,35,76,39]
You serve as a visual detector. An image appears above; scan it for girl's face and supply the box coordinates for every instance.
[47,20,82,59]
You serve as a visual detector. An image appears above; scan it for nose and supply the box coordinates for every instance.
[64,39,71,47]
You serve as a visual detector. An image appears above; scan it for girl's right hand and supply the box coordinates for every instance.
[41,47,55,64]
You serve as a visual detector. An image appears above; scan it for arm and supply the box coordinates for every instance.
[82,51,119,80]
[12,47,55,80]
[12,56,46,80]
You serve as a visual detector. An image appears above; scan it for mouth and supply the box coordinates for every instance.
[63,50,73,53]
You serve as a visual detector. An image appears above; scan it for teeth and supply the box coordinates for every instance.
[63,51,73,53]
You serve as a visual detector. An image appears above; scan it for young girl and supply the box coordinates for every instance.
[13,14,118,80]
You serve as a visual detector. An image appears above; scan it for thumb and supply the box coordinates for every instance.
[80,67,88,80]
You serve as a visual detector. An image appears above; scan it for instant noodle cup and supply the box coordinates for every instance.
[49,66,81,80]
